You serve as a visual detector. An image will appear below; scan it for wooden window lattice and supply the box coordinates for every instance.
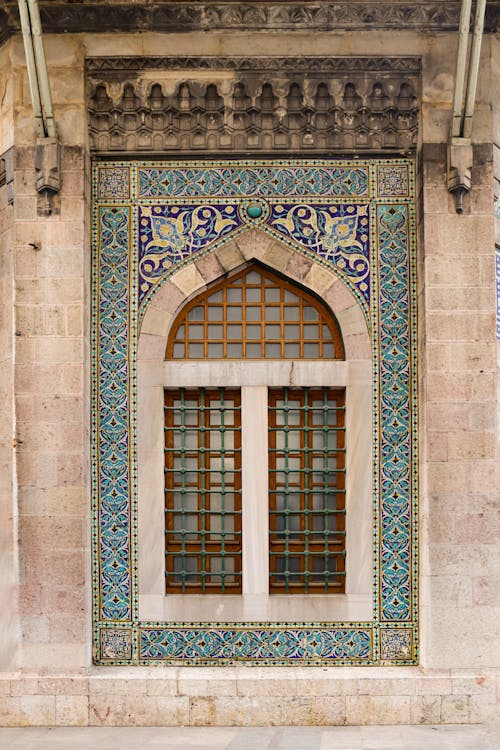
[166,264,344,361]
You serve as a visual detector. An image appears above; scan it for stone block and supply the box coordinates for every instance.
[473,577,500,606]
[139,305,171,338]
[410,695,442,724]
[137,333,165,361]
[149,280,185,316]
[285,253,313,282]
[194,252,224,285]
[155,696,190,726]
[0,697,22,727]
[37,678,89,696]
[214,240,244,271]
[263,241,293,272]
[170,263,205,298]
[426,403,469,431]
[89,695,157,726]
[178,676,236,697]
[304,263,334,295]
[89,678,148,696]
[146,678,178,697]
[236,677,297,697]
[34,338,83,364]
[20,695,56,726]
[447,430,495,460]
[55,695,89,726]
[345,695,411,725]
[441,695,470,723]
[425,256,480,287]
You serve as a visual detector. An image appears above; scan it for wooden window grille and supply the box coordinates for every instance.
[164,388,242,594]
[268,387,346,594]
[166,263,344,360]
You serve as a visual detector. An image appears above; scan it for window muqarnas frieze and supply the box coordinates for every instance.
[92,158,417,666]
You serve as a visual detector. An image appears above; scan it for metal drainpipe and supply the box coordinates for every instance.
[26,0,56,138]
[451,0,473,138]
[463,0,486,139]
[17,0,45,137]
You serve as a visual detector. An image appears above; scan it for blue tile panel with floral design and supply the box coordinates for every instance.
[92,159,417,665]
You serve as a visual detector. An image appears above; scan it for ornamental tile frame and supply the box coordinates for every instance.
[91,158,418,666]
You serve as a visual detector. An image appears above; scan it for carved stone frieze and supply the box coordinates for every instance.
[1,1,500,39]
[87,62,419,155]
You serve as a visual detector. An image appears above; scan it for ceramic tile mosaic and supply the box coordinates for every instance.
[91,159,417,665]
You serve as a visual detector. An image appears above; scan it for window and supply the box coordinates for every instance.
[163,264,347,596]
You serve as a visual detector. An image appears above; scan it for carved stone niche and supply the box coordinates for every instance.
[87,58,420,155]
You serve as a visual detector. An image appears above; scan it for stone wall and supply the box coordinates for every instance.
[0,39,18,671]
[0,27,498,726]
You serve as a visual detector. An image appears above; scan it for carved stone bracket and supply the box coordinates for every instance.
[87,58,419,155]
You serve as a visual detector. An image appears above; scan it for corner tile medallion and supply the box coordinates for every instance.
[380,628,413,661]
[92,158,417,665]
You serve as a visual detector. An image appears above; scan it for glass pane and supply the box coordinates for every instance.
[207,306,223,321]
[246,306,261,321]
[184,410,198,426]
[265,343,281,358]
[284,306,299,320]
[207,325,223,338]
[176,325,185,338]
[246,271,262,284]
[265,324,281,339]
[303,306,319,321]
[188,324,204,338]
[188,343,204,357]
[210,291,223,302]
[226,288,242,302]
[227,343,243,358]
[266,307,280,321]
[245,288,261,303]
[284,290,298,303]
[304,325,319,340]
[323,343,334,358]
[227,325,242,339]
[265,288,280,303]
[304,343,319,357]
[207,343,223,357]
[284,343,300,358]
[173,343,185,358]
[188,306,204,321]
[246,325,261,340]
[284,324,300,338]
[227,306,242,321]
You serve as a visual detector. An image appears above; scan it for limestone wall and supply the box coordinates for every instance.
[0,28,498,726]
[0,40,19,671]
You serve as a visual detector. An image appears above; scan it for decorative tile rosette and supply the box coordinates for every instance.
[92,159,417,665]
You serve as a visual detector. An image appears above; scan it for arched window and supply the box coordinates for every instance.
[163,263,347,596]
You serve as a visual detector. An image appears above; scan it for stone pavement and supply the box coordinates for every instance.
[0,725,499,749]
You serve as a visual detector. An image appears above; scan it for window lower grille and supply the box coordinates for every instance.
[164,388,242,594]
[268,387,346,594]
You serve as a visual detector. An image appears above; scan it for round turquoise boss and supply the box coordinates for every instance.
[246,203,263,219]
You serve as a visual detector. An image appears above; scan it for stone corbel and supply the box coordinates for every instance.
[447,137,472,213]
[35,137,60,215]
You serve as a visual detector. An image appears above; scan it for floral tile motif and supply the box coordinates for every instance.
[100,628,133,660]
[92,159,417,666]
[380,628,413,660]
[376,164,409,197]
[97,166,131,200]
